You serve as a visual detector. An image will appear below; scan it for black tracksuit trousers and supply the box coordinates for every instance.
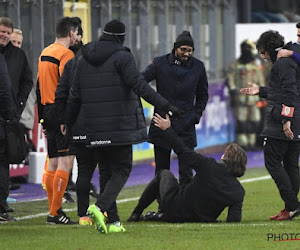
[133,169,179,215]
[154,145,193,186]
[93,145,132,223]
[264,137,300,211]
[74,144,97,217]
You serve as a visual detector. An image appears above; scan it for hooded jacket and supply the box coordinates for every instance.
[260,42,300,140]
[65,40,170,147]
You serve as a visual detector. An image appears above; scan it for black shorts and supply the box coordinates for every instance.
[43,104,75,158]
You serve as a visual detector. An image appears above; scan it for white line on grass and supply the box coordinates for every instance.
[15,198,140,221]
[240,175,271,183]
[15,174,271,221]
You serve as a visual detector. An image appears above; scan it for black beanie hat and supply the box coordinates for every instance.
[174,31,194,49]
[103,20,125,36]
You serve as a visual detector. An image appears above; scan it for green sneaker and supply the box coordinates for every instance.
[87,204,108,234]
[108,221,126,233]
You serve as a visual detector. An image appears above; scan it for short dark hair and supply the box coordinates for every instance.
[56,17,79,38]
[222,143,247,177]
[296,22,300,28]
[256,30,284,63]
[0,17,14,30]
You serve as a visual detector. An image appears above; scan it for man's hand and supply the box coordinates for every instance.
[153,113,171,131]
[61,124,66,135]
[277,49,293,59]
[283,121,294,139]
[240,82,259,96]
[168,104,183,118]
[41,125,47,137]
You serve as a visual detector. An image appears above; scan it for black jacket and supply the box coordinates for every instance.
[142,52,208,149]
[259,43,300,141]
[0,42,33,119]
[0,54,12,139]
[65,40,171,147]
[55,50,86,143]
[164,128,245,222]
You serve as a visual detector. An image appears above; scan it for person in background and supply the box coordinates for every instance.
[10,28,36,154]
[10,28,23,48]
[0,54,15,222]
[227,39,265,150]
[127,113,247,223]
[276,21,300,63]
[240,30,300,221]
[36,17,81,225]
[0,17,33,214]
[142,31,208,187]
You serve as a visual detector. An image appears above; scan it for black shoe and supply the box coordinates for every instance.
[46,214,77,225]
[46,208,67,224]
[156,211,168,221]
[66,181,76,192]
[57,207,66,217]
[143,211,157,221]
[0,212,16,222]
[127,213,141,222]
[290,207,300,220]
[46,215,55,224]
[62,192,75,203]
[89,183,98,198]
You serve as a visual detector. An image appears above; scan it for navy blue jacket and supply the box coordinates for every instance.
[142,51,208,149]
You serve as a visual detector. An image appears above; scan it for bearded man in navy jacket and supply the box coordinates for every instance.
[142,31,208,186]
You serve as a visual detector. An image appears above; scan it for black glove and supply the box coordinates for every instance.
[168,104,184,118]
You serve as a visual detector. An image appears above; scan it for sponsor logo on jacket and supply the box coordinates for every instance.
[90,140,112,145]
[73,135,87,140]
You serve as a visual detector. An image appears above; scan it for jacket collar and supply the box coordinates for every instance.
[168,49,193,67]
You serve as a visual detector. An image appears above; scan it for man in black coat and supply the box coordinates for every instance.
[0,53,15,222]
[127,113,247,223]
[142,31,208,186]
[240,30,300,221]
[0,17,33,120]
[0,17,32,215]
[65,20,182,233]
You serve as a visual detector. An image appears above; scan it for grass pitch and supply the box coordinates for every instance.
[1,167,300,250]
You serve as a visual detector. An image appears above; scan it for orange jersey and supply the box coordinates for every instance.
[38,43,74,105]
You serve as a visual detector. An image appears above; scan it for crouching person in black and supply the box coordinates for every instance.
[128,113,247,223]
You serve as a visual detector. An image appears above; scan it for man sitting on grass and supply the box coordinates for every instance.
[128,113,247,223]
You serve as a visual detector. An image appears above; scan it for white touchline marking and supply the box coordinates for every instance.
[14,174,272,221]
[15,199,140,221]
[240,175,271,183]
